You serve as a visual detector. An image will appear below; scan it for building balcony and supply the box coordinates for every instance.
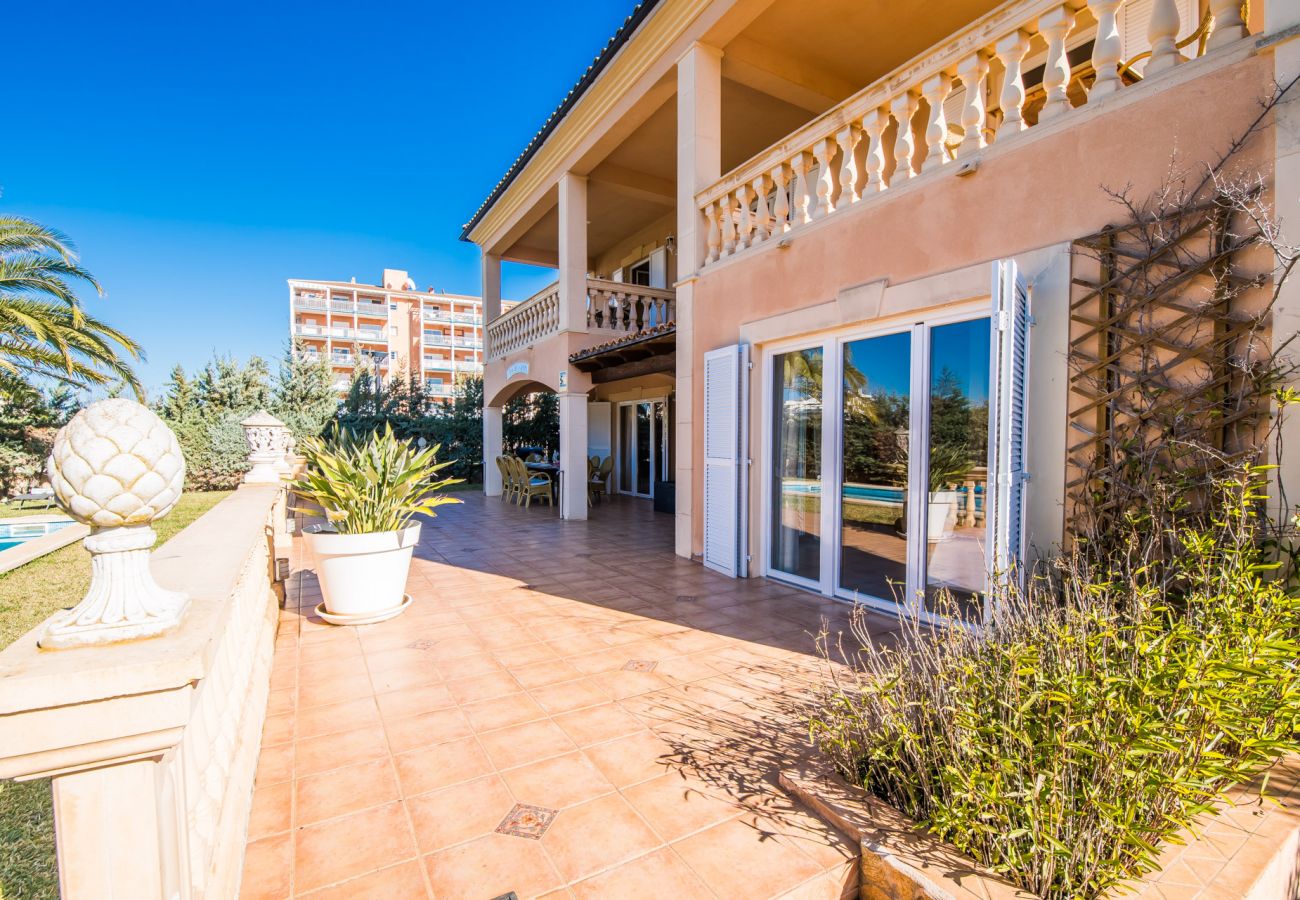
[694,0,1250,270]
[486,279,675,360]
[293,296,328,312]
[295,324,387,343]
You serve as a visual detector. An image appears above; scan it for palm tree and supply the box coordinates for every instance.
[0,215,143,398]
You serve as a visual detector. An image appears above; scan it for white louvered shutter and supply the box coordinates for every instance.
[703,345,745,577]
[987,260,1031,581]
[1118,0,1198,75]
[648,248,668,289]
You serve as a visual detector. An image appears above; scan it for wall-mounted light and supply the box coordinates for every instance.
[665,234,676,253]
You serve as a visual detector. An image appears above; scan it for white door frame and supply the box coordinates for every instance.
[759,299,990,622]
[613,399,662,500]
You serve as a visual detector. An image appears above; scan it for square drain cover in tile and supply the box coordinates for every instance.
[406,639,435,650]
[495,803,558,839]
[676,595,697,603]
[623,659,658,673]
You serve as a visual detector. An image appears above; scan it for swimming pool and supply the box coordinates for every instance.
[782,482,985,509]
[0,520,75,553]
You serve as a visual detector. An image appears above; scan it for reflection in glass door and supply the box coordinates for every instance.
[771,348,823,584]
[924,318,990,617]
[636,403,651,495]
[838,331,912,606]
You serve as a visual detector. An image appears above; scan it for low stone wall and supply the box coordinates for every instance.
[0,485,287,899]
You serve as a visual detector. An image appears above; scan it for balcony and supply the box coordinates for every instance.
[293,296,327,312]
[695,0,1251,268]
[486,279,675,360]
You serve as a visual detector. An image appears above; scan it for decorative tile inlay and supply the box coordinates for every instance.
[495,803,558,839]
[676,595,697,603]
[623,659,658,673]
[406,639,435,650]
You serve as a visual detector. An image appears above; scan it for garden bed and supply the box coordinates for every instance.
[781,757,1300,899]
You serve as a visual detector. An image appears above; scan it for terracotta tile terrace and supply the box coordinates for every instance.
[243,492,902,899]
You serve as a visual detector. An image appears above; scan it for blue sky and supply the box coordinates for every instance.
[2,0,634,397]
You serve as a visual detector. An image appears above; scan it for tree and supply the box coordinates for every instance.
[272,341,337,440]
[0,383,84,496]
[0,215,143,398]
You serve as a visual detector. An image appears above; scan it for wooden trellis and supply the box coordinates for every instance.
[1065,193,1273,543]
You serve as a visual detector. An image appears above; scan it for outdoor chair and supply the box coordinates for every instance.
[513,457,552,508]
[495,456,517,503]
[505,456,528,505]
[589,456,612,502]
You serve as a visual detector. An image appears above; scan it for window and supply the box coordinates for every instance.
[627,260,652,286]
[760,261,1029,623]
[389,303,398,311]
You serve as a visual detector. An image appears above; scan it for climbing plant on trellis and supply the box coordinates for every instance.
[1064,84,1298,569]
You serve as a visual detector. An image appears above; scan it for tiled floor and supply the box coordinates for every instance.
[243,492,901,899]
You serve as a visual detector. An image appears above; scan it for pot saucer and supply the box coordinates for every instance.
[314,594,412,626]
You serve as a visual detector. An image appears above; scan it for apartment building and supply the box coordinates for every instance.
[465,0,1299,625]
[287,269,490,400]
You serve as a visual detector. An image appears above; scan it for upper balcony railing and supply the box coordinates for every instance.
[696,0,1249,267]
[586,279,675,336]
[487,279,676,359]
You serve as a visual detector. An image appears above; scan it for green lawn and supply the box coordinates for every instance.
[0,490,231,900]
[0,502,63,521]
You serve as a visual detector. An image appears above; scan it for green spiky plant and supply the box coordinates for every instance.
[292,424,463,534]
[0,215,143,398]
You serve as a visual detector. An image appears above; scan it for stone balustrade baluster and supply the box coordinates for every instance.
[812,137,837,218]
[955,52,989,157]
[890,91,920,180]
[791,151,814,226]
[863,108,889,192]
[735,182,754,249]
[1088,0,1124,98]
[1208,0,1247,48]
[720,198,737,257]
[704,201,721,264]
[836,125,862,205]
[750,172,771,244]
[1147,0,1183,73]
[770,163,791,233]
[995,29,1031,136]
[1038,7,1077,120]
[921,73,953,168]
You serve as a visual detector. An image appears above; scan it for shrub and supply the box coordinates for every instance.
[811,469,1300,899]
[293,424,462,534]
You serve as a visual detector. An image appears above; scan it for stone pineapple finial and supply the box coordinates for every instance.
[41,399,188,649]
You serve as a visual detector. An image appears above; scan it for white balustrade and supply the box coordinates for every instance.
[695,0,1252,266]
[586,278,677,335]
[486,282,561,359]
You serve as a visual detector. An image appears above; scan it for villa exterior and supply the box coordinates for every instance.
[465,0,1300,623]
[288,270,496,399]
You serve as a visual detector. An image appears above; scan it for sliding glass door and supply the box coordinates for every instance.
[765,311,995,621]
[617,400,667,500]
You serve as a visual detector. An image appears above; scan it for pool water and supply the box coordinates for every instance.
[0,520,74,552]
[783,481,985,509]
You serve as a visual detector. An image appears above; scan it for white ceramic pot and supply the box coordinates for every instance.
[305,521,421,618]
[928,491,959,542]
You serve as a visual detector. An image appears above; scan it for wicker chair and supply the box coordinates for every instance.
[589,456,612,502]
[512,456,553,508]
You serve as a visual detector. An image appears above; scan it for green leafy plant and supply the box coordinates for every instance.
[292,424,463,534]
[812,468,1300,899]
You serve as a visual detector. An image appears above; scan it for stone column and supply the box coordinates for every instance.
[484,405,504,497]
[676,42,722,560]
[558,392,589,520]
[482,250,502,325]
[557,172,589,335]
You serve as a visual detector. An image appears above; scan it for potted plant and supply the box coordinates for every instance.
[926,444,972,542]
[292,425,461,624]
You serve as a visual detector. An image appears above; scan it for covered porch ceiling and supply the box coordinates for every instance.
[489,0,1002,268]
